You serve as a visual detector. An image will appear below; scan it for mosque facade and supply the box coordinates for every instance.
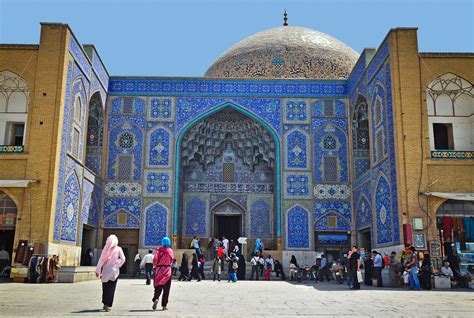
[0,22,472,275]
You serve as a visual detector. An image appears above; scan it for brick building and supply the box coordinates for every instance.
[0,23,472,278]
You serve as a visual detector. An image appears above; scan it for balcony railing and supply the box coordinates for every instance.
[431,150,473,159]
[0,145,24,153]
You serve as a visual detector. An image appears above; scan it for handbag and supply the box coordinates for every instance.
[357,270,363,283]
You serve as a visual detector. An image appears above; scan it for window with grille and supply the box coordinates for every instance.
[74,96,81,123]
[323,100,335,116]
[72,128,80,158]
[123,97,133,114]
[375,98,383,126]
[223,163,235,182]
[375,129,384,162]
[327,215,338,228]
[323,156,338,182]
[118,155,132,180]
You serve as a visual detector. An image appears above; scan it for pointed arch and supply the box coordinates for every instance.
[60,170,81,242]
[426,72,473,153]
[284,127,309,169]
[356,193,372,230]
[174,102,281,237]
[374,173,392,244]
[146,125,173,168]
[85,91,104,175]
[143,202,168,247]
[313,122,348,183]
[287,205,309,249]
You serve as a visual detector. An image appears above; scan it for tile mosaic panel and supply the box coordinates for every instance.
[287,205,310,248]
[250,198,272,238]
[284,100,309,123]
[148,98,175,121]
[105,182,142,196]
[285,129,309,169]
[103,198,141,228]
[313,184,351,200]
[185,197,207,236]
[109,78,348,98]
[284,173,311,198]
[144,203,168,246]
[144,170,172,197]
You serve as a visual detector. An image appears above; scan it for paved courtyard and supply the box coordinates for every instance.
[0,279,473,317]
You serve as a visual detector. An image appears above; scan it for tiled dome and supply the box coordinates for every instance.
[205,26,359,80]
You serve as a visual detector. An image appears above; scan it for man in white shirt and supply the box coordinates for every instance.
[441,261,454,278]
[373,251,383,287]
[222,236,229,257]
[319,254,330,282]
[141,249,154,285]
[250,254,260,280]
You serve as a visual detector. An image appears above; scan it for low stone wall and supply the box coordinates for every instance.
[57,266,97,283]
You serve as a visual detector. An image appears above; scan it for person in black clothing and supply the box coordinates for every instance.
[364,251,374,286]
[348,245,361,290]
[274,260,286,280]
[188,253,201,282]
[237,253,246,280]
[178,253,190,281]
[420,253,432,290]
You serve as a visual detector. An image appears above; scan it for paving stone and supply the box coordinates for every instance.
[0,279,472,317]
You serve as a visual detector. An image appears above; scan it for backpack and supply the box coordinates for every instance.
[380,255,385,269]
[189,240,194,249]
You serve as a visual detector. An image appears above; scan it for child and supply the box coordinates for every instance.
[403,266,410,288]
[212,255,221,281]
[264,258,272,281]
[227,253,238,283]
[198,255,206,280]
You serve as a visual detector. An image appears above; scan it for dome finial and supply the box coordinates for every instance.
[283,9,288,26]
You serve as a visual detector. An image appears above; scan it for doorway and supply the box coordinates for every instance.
[358,228,372,252]
[214,215,242,241]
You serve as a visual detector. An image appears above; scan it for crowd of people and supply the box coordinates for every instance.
[94,235,460,313]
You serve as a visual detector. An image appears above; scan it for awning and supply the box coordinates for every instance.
[0,180,38,187]
[422,192,474,201]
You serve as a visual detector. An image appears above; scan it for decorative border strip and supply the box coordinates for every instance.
[431,150,473,159]
[184,182,273,194]
[0,145,24,153]
[109,77,348,98]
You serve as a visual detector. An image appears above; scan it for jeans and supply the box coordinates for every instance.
[228,272,237,282]
[250,265,259,280]
[409,267,420,290]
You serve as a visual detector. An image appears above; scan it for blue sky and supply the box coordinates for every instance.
[1,0,472,77]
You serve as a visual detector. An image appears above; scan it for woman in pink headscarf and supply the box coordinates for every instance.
[95,234,125,312]
[152,236,174,311]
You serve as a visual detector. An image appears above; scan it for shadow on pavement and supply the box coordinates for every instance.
[70,309,103,313]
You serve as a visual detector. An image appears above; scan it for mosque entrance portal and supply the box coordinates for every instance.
[177,105,278,249]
